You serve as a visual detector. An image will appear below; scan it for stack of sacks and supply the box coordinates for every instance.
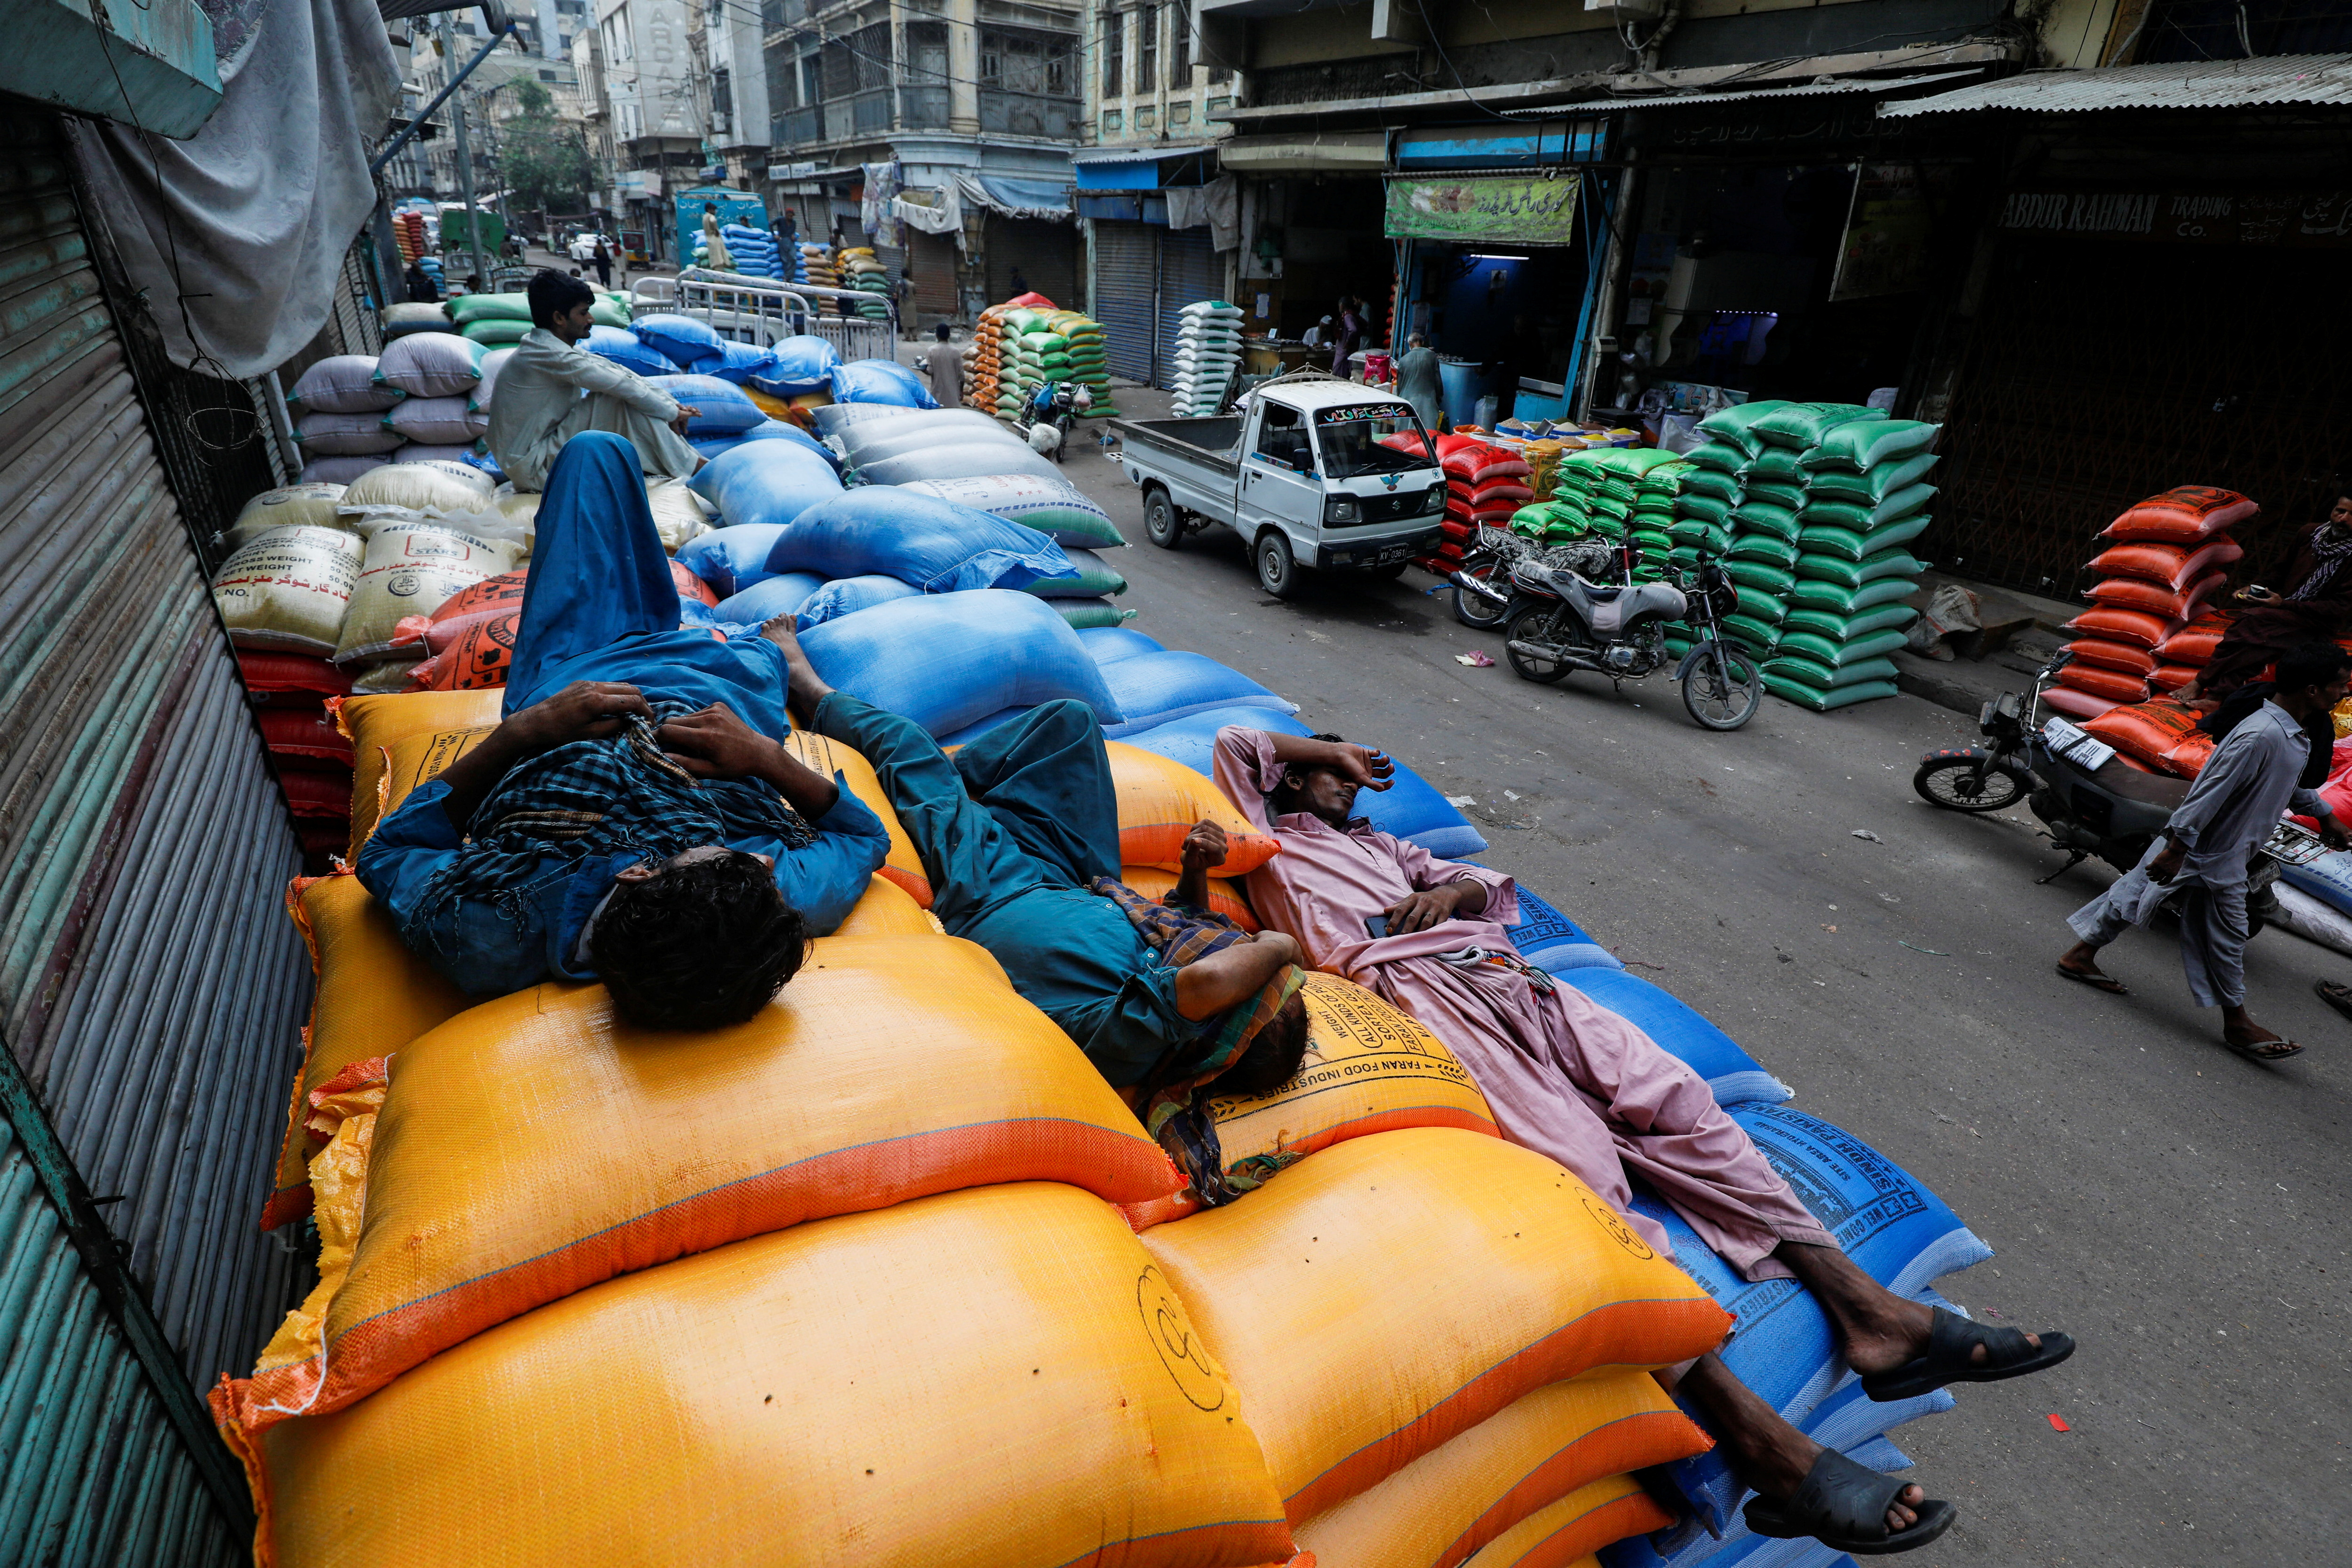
[989,303,1081,423]
[631,314,724,374]
[965,302,1009,413]
[1421,435,1533,575]
[2150,606,2235,696]
[1048,310,1114,414]
[2051,486,2257,720]
[2069,695,2213,779]
[722,222,782,279]
[292,333,494,485]
[379,301,448,341]
[801,589,1123,741]
[1168,301,1242,414]
[445,292,536,348]
[1734,414,1945,712]
[797,242,837,290]
[331,510,526,688]
[1691,403,1931,713]
[747,334,842,412]
[393,208,425,261]
[286,355,405,483]
[1519,435,1585,503]
[584,323,678,377]
[840,247,891,318]
[828,357,940,410]
[642,373,771,453]
[1630,458,1693,583]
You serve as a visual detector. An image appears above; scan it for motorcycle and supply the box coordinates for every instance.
[1490,541,1763,730]
[1025,381,1085,462]
[1912,651,2303,912]
[1447,525,1547,629]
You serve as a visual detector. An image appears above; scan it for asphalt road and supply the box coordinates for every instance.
[1054,389,2346,1567]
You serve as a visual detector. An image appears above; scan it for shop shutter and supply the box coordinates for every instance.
[1,107,310,1560]
[1154,227,1223,391]
[910,229,959,319]
[985,215,1079,311]
[1092,219,1158,383]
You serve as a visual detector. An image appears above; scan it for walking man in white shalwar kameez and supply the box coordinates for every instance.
[2058,641,2351,1060]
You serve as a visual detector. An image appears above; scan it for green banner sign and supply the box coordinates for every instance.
[1383,173,1581,246]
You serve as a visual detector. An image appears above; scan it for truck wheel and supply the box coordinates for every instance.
[1143,488,1184,550]
[1255,530,1303,599]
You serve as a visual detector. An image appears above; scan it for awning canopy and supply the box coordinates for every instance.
[1216,130,1387,173]
[1879,55,2352,117]
[957,173,1072,221]
[1508,67,1981,115]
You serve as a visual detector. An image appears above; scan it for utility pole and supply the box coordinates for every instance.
[440,16,491,289]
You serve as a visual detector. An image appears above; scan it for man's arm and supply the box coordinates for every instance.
[1172,820,1224,908]
[1173,931,1301,1021]
[434,681,656,830]
[541,333,682,422]
[655,702,840,817]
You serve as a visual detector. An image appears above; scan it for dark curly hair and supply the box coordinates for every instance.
[1267,732,1349,818]
[1215,991,1311,1097]
[589,850,809,1029]
[527,268,597,329]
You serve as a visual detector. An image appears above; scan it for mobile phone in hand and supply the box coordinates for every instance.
[1365,915,1389,939]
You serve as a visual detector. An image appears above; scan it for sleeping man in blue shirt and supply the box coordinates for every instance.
[358,432,890,1027]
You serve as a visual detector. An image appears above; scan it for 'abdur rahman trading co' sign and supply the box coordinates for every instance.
[1998,189,2352,247]
[1382,174,1581,246]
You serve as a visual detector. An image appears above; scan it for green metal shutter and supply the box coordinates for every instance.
[1,106,312,1563]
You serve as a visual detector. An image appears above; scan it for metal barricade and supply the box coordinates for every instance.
[666,267,901,361]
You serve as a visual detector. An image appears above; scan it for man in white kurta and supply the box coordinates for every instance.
[485,271,703,493]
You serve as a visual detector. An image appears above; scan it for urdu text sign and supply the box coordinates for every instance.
[1382,174,1581,247]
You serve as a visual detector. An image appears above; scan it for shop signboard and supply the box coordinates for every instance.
[1382,173,1580,246]
[1829,163,1933,301]
[1996,189,2352,247]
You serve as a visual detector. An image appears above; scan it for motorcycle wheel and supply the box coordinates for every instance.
[1503,604,1569,684]
[1912,756,2027,813]
[1681,641,1762,730]
[1452,561,1511,629]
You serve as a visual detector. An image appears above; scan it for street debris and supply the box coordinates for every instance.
[1454,651,1495,667]
[1851,829,1882,842]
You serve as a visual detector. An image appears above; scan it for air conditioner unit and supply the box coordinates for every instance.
[711,111,729,133]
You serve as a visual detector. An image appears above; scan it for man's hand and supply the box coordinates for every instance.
[1180,820,1230,872]
[670,405,700,439]
[1322,741,1396,794]
[1383,881,1480,935]
[509,681,652,755]
[2149,834,2188,885]
[2321,813,2351,853]
[658,702,781,781]
[2237,584,2281,605]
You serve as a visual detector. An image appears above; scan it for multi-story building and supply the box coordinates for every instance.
[692,0,772,191]
[594,0,707,258]
[763,0,1089,329]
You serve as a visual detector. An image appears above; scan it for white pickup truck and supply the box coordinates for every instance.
[1112,378,1449,598]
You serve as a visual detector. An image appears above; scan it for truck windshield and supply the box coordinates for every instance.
[1316,404,1438,478]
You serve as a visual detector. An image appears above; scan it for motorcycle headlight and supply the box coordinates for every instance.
[1324,495,1360,525]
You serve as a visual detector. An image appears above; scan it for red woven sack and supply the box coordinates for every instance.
[2063,606,2176,650]
[2080,696,2202,768]
[278,763,356,820]
[2063,638,2156,677]
[2148,663,2199,694]
[2163,730,2216,776]
[2057,662,2152,705]
[2100,486,2259,543]
[2155,609,2233,665]
[671,560,719,608]
[2087,537,2242,591]
[237,651,351,704]
[2043,686,2120,722]
[1470,479,1534,507]
[2086,568,2229,621]
[257,708,357,764]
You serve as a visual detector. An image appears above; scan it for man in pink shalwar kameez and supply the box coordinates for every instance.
[1210,725,2074,1556]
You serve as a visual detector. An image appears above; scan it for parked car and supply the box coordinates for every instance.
[567,231,610,262]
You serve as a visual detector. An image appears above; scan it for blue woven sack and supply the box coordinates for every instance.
[629,313,724,370]
[586,325,676,378]
[750,335,842,398]
[763,488,1076,594]
[1558,970,1792,1108]
[794,573,922,628]
[828,358,939,408]
[712,572,827,625]
[1097,652,1298,737]
[797,589,1123,738]
[644,374,765,434]
[687,441,842,530]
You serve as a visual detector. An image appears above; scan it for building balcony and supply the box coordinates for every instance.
[980,89,1079,139]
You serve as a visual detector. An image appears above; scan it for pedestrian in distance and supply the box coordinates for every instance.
[403,261,439,303]
[701,203,733,272]
[2058,641,2352,1059]
[925,321,963,410]
[590,236,613,288]
[1396,331,1442,437]
[1204,725,2076,1558]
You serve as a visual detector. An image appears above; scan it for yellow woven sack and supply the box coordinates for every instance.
[217,934,1183,1434]
[1120,864,1259,930]
[261,873,470,1229]
[336,688,503,852]
[833,873,944,936]
[1139,1128,1731,1523]
[1108,740,1280,873]
[222,1183,1294,1568]
[781,729,931,907]
[1293,1373,1706,1568]
[1462,1476,1670,1568]
[1121,971,1498,1230]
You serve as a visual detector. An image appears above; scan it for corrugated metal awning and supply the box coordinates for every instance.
[1880,54,2352,117]
[1502,68,1982,115]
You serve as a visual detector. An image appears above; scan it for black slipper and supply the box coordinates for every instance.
[1860,1306,2076,1402]
[2225,1033,2304,1062]
[2055,963,2128,995]
[1744,1449,1956,1555]
[2315,979,2352,1023]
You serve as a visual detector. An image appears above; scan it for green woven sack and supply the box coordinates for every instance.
[1800,418,1939,473]
[1723,613,1782,655]
[1795,525,1870,563]
[1732,583,1788,624]
[1806,451,1939,504]
[1787,576,1915,614]
[1796,548,1925,591]
[1685,441,1747,475]
[1726,559,1796,596]
[1670,520,1730,553]
[1740,447,1806,486]
[1727,533,1799,570]
[1764,653,1902,692]
[1676,493,1733,526]
[1668,548,1700,572]
[1800,485,1937,533]
[589,298,631,328]
[1696,400,1792,458]
[448,291,532,323]
[1055,599,1137,629]
[1682,469,1741,505]
[1749,402,1875,450]
[1631,527,1674,553]
[1729,501,1800,542]
[1742,480,1806,513]
[1777,602,1917,640]
[1764,674,1900,711]
[461,318,531,344]
[1775,628,1909,669]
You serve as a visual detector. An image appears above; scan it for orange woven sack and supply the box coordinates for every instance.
[2062,637,2156,677]
[1109,740,1281,873]
[669,558,718,607]
[261,873,470,1229]
[217,934,1184,1433]
[337,690,504,852]
[407,606,519,691]
[1121,971,1497,1230]
[2164,729,2216,775]
[2060,606,2174,650]
[1140,1128,1730,1524]
[1291,1373,1707,1568]
[2087,537,2243,591]
[2081,696,2204,769]
[1456,1475,1674,1568]
[2156,609,2234,666]
[389,569,529,653]
[1120,865,1259,931]
[2100,486,2258,543]
[219,1183,1294,1568]
[2149,663,2199,694]
[781,729,932,907]
[2056,662,2151,706]
[2042,686,2120,722]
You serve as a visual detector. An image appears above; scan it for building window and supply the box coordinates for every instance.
[1101,9,1121,98]
[1169,97,1191,126]
[1101,108,1122,134]
[1170,2,1190,83]
[1135,103,1155,129]
[802,53,822,103]
[1137,4,1157,95]
[539,68,558,81]
[1206,95,1229,112]
[713,65,731,117]
[1045,35,1071,95]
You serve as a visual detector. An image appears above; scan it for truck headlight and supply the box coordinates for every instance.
[1324,495,1360,524]
[1422,485,1447,514]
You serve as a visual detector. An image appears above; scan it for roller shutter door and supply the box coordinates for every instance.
[1,106,311,1561]
[1092,219,1157,383]
[1154,228,1223,392]
[985,215,1078,312]
[909,229,958,320]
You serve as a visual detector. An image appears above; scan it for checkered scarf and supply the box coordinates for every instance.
[1090,876,1307,1206]
[413,697,816,917]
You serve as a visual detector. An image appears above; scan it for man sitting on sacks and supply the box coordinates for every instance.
[753,621,1314,1184]
[1203,724,2076,1559]
[485,271,703,493]
[358,434,891,1025]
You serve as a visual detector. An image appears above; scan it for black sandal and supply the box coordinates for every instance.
[2315,979,2352,1023]
[1744,1449,1956,1555]
[1860,1306,2075,1402]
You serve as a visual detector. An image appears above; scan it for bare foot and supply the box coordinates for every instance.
[2221,1016,2303,1060]
[760,616,833,721]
